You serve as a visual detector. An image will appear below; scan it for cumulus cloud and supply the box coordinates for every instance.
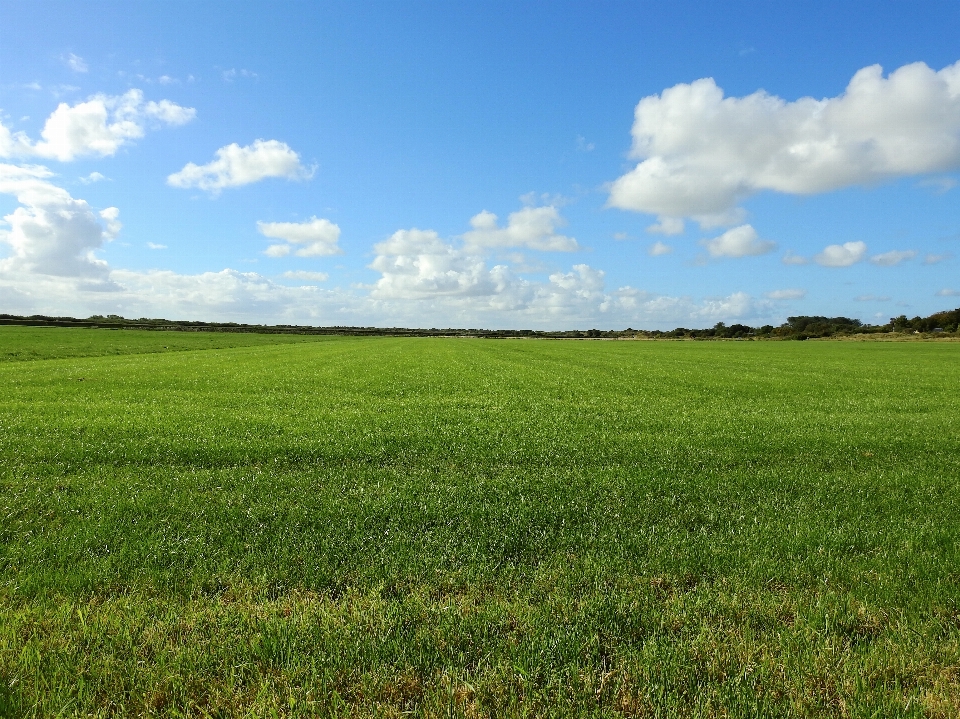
[370,229,509,302]
[649,241,672,256]
[646,216,684,235]
[701,224,775,258]
[814,241,866,267]
[936,288,960,297]
[79,171,105,184]
[364,220,775,327]
[146,242,166,250]
[608,60,960,224]
[765,288,806,300]
[0,163,119,280]
[369,226,616,318]
[870,249,916,266]
[461,206,578,252]
[924,252,952,264]
[257,217,342,257]
[782,251,809,265]
[0,90,194,162]
[167,139,311,192]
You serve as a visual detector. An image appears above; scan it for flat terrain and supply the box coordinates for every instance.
[1,327,958,717]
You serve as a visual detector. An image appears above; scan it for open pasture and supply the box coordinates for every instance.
[0,327,958,716]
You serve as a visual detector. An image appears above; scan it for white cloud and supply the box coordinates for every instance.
[924,252,952,264]
[143,99,195,125]
[0,89,195,162]
[65,53,88,73]
[462,206,578,252]
[365,221,776,327]
[765,288,806,300]
[368,227,609,318]
[108,269,353,322]
[79,171,105,184]
[370,229,507,302]
[782,251,808,265]
[870,249,917,266]
[701,224,775,258]
[814,241,867,267]
[608,60,960,222]
[282,270,328,282]
[855,294,891,301]
[0,163,119,279]
[646,216,684,235]
[257,217,342,257]
[158,75,177,85]
[918,176,957,194]
[146,242,167,250]
[0,175,778,330]
[648,241,672,256]
[222,68,258,82]
[576,135,595,152]
[99,206,121,237]
[0,244,777,330]
[167,140,311,193]
[936,288,960,297]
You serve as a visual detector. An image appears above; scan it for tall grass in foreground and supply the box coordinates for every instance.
[0,328,958,716]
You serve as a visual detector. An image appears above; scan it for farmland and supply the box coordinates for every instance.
[1,326,959,716]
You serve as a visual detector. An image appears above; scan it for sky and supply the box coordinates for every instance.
[1,0,959,330]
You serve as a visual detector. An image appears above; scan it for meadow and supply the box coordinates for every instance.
[0,326,958,717]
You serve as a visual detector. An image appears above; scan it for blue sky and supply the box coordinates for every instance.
[1,0,959,329]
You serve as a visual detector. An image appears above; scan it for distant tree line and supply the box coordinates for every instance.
[0,308,958,340]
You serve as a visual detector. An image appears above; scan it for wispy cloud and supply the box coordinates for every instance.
[918,176,958,194]
[64,53,88,73]
[765,288,806,300]
[282,270,329,282]
[870,249,916,266]
[222,68,258,82]
[79,171,106,184]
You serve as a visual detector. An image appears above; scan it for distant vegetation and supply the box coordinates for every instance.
[1,306,959,339]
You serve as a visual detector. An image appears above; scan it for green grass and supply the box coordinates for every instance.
[0,325,327,363]
[1,327,958,717]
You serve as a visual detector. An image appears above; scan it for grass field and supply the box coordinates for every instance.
[1,326,958,717]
